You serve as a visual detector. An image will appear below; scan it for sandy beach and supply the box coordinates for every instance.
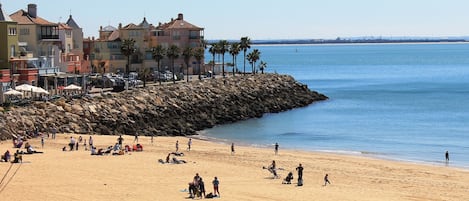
[0,134,468,201]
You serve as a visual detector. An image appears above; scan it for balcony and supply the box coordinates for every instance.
[41,34,59,40]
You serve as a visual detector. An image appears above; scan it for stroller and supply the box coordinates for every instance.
[282,172,294,184]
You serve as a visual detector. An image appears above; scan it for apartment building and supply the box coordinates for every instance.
[0,3,19,90]
[91,13,204,75]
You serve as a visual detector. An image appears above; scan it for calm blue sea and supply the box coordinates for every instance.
[201,43,469,168]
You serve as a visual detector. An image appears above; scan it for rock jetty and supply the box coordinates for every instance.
[0,74,328,140]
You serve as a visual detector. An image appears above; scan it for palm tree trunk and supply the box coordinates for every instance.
[222,54,225,77]
[172,59,176,84]
[157,61,161,85]
[186,63,189,82]
[243,51,246,76]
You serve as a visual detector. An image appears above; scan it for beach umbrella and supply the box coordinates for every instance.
[32,86,49,94]
[64,84,82,90]
[15,84,35,91]
[4,89,23,96]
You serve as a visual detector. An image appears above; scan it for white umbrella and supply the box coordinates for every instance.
[15,84,35,91]
[4,89,23,96]
[64,84,82,90]
[31,86,49,94]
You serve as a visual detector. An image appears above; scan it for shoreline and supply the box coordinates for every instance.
[195,132,469,172]
[1,134,468,200]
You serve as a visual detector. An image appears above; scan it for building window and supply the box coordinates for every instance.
[9,27,17,35]
[41,26,59,39]
[172,31,180,40]
[189,31,199,39]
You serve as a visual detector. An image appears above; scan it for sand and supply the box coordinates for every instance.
[0,133,468,201]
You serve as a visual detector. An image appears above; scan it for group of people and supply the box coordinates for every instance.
[188,173,220,199]
[262,149,330,187]
[1,150,24,163]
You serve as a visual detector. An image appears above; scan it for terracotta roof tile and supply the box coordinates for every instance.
[9,9,56,25]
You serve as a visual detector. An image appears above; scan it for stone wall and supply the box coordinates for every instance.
[0,74,328,140]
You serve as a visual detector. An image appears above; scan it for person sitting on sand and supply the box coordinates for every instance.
[172,157,187,164]
[26,145,43,154]
[12,150,22,163]
[1,150,11,162]
[90,146,98,155]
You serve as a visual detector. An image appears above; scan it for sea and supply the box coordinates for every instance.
[200,43,469,168]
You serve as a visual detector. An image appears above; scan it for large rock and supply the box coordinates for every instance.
[0,74,328,139]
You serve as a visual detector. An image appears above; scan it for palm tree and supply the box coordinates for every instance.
[217,40,229,77]
[139,67,152,87]
[193,47,205,80]
[247,52,254,75]
[182,47,193,82]
[229,42,240,76]
[239,37,251,75]
[152,45,166,85]
[99,61,106,93]
[250,49,261,74]
[120,38,136,80]
[166,45,180,84]
[259,61,267,74]
[208,43,217,78]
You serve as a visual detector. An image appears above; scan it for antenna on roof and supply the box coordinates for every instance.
[58,16,62,23]
[69,9,72,16]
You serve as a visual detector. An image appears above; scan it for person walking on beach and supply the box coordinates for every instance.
[274,142,279,155]
[89,136,93,147]
[40,136,45,148]
[176,140,179,152]
[51,127,56,139]
[231,143,235,155]
[212,176,220,197]
[187,138,192,151]
[134,132,139,143]
[151,134,154,145]
[324,174,331,186]
[445,151,449,162]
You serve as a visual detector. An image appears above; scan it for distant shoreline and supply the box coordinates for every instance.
[249,39,468,45]
[207,38,469,46]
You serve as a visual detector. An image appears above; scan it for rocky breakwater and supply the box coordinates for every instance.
[0,74,328,140]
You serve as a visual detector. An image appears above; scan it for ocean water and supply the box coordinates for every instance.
[201,43,469,168]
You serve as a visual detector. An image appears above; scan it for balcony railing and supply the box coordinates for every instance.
[41,34,59,40]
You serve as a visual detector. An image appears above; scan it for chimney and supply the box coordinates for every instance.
[100,26,102,31]
[119,23,122,29]
[178,13,183,20]
[28,4,37,18]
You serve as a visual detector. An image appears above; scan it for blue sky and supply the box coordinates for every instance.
[2,0,469,40]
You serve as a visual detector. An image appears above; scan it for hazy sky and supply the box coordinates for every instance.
[2,0,469,40]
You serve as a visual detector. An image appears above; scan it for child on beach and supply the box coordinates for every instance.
[212,176,220,197]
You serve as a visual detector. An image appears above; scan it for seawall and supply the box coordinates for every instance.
[0,74,328,139]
